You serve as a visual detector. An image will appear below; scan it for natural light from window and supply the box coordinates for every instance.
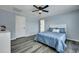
[40,19,45,32]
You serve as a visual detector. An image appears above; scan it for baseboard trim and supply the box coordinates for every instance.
[67,38,79,42]
[12,34,36,40]
[12,35,79,42]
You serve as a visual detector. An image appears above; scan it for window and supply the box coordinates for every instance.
[40,19,45,32]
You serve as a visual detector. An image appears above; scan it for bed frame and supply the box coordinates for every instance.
[49,24,67,33]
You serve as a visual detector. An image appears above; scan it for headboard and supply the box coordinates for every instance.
[49,24,67,32]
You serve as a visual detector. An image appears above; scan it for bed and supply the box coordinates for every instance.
[35,25,67,53]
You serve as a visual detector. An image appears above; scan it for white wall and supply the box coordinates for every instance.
[0,9,39,40]
[44,10,79,41]
[25,16,39,36]
[0,9,15,39]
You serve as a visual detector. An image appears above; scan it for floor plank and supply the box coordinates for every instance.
[11,35,79,53]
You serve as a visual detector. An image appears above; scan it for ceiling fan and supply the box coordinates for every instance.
[32,5,49,14]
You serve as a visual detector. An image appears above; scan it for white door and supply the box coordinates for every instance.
[15,15,26,38]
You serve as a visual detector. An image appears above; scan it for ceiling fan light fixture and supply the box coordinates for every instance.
[39,12,41,14]
[32,5,49,14]
[39,10,42,13]
[38,10,42,14]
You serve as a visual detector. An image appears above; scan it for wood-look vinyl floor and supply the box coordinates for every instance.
[11,35,79,53]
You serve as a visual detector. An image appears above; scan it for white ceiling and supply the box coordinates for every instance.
[0,5,79,18]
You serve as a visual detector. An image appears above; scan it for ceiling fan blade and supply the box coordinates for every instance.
[42,5,49,9]
[42,10,48,12]
[33,5,39,9]
[32,10,39,12]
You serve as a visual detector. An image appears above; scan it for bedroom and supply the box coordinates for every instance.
[0,5,79,53]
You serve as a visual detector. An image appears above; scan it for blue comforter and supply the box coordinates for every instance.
[35,32,67,53]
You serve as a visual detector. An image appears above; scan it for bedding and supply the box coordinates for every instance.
[52,28,60,33]
[48,28,65,33]
[35,31,67,53]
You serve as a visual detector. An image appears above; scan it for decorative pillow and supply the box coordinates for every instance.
[48,28,65,33]
[52,28,60,33]
[59,28,65,33]
[48,28,53,32]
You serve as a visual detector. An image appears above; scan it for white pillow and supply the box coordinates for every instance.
[52,29,60,33]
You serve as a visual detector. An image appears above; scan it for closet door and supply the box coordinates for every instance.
[15,15,26,38]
